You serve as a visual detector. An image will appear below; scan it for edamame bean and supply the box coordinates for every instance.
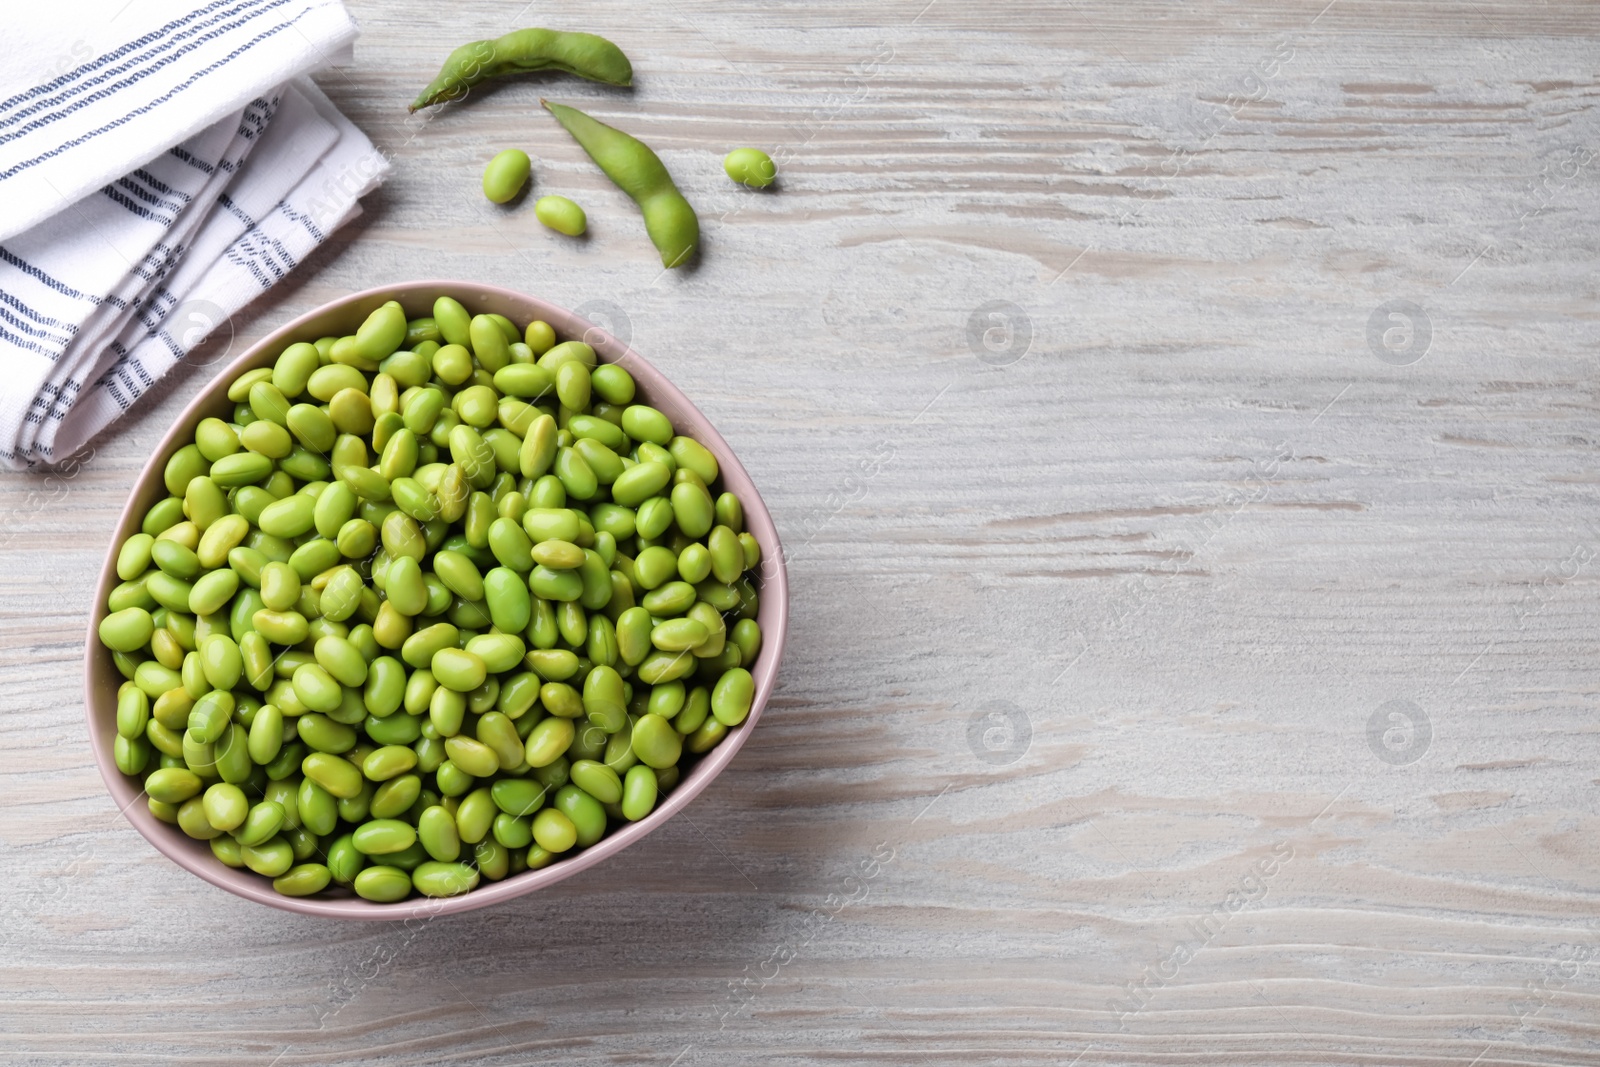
[469,315,512,373]
[569,759,622,804]
[352,818,416,855]
[646,681,686,720]
[474,837,510,880]
[297,777,339,836]
[99,607,154,653]
[582,666,627,733]
[444,735,500,778]
[187,691,233,745]
[353,303,408,365]
[651,617,708,652]
[432,647,487,693]
[687,718,729,753]
[416,805,461,862]
[631,714,682,769]
[669,436,719,484]
[146,773,204,819]
[455,787,497,844]
[552,784,607,846]
[641,581,696,616]
[372,774,422,818]
[524,717,575,769]
[353,865,411,902]
[529,565,583,602]
[117,684,151,740]
[535,195,587,236]
[632,546,678,591]
[243,837,295,877]
[482,149,532,204]
[731,618,762,666]
[412,860,479,897]
[723,147,776,188]
[274,863,332,897]
[611,460,671,507]
[303,752,364,798]
[490,811,532,848]
[531,807,577,852]
[621,765,657,821]
[711,668,755,726]
[590,364,635,405]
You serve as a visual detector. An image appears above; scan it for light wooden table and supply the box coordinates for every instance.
[4,1,1599,1062]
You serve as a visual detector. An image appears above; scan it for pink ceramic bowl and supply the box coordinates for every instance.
[84,281,788,920]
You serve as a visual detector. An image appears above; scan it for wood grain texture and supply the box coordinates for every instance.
[3,0,1600,1062]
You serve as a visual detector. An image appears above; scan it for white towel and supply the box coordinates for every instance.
[0,0,359,242]
[0,0,386,470]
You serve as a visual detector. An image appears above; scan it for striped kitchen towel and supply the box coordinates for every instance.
[0,1,386,469]
[0,0,359,242]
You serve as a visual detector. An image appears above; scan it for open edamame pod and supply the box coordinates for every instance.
[542,100,699,269]
[410,29,634,112]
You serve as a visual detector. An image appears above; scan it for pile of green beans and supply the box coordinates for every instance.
[98,297,765,902]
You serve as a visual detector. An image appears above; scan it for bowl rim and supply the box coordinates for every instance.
[84,280,788,920]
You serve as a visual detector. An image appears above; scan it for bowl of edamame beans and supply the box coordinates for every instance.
[85,281,787,919]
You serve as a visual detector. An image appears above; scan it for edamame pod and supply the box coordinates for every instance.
[543,101,699,268]
[411,29,633,112]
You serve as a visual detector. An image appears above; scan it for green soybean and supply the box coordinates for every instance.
[535,195,587,236]
[412,860,479,897]
[455,787,497,844]
[444,735,500,778]
[482,149,532,204]
[303,752,364,798]
[712,667,756,726]
[372,774,422,818]
[354,865,411,902]
[590,364,635,405]
[297,777,339,836]
[543,101,698,269]
[531,807,577,852]
[621,764,658,821]
[99,607,155,653]
[146,766,202,804]
[569,759,622,804]
[411,29,633,112]
[611,460,671,507]
[353,818,417,855]
[552,784,607,846]
[243,838,295,877]
[416,805,462,862]
[724,147,776,188]
[273,863,332,897]
[631,714,682,769]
